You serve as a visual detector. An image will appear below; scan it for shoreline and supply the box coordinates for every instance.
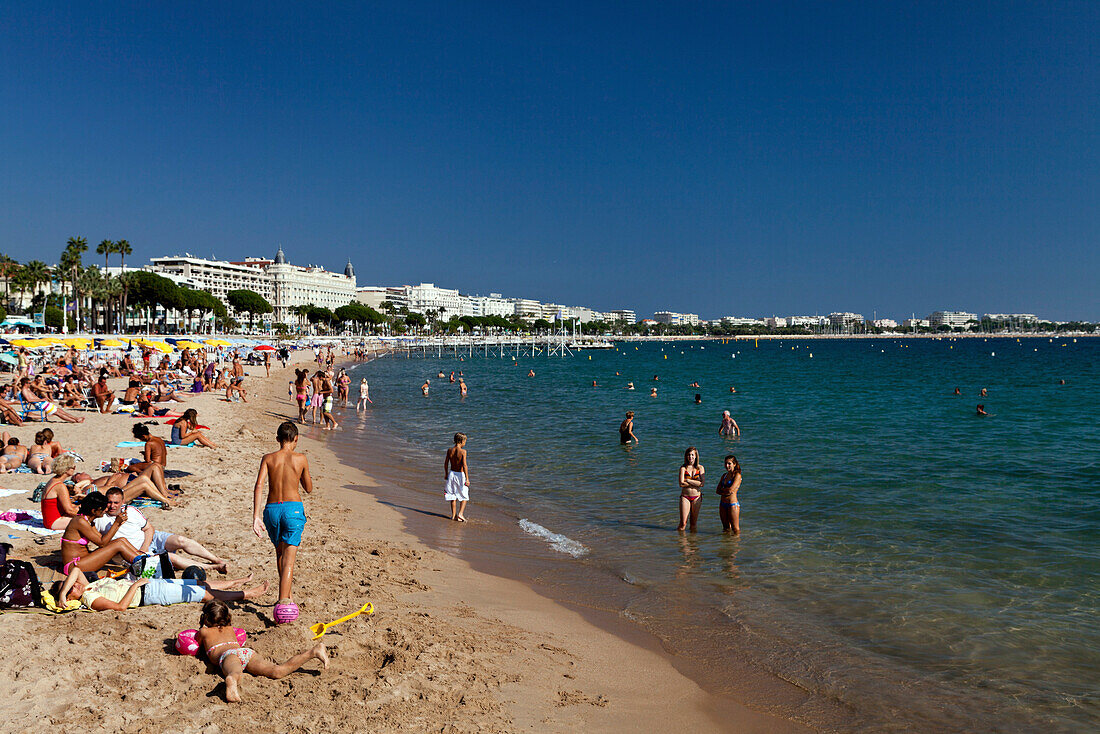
[0,352,810,732]
[282,356,820,732]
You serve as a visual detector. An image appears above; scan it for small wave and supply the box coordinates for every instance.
[518,519,587,557]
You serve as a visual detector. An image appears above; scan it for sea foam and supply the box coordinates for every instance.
[518,519,587,557]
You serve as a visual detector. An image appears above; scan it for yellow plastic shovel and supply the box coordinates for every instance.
[310,602,374,640]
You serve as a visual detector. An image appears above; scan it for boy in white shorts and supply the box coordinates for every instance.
[443,433,469,522]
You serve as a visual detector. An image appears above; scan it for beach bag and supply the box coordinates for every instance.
[131,552,175,580]
[0,558,44,609]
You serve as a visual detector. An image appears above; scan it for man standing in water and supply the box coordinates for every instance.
[253,421,313,623]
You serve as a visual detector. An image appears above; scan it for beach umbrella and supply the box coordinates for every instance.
[205,338,232,347]
[59,337,93,349]
[175,340,206,350]
[95,338,126,348]
[10,338,46,349]
[135,338,173,352]
[253,344,276,351]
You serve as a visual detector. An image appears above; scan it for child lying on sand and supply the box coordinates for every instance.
[196,599,328,702]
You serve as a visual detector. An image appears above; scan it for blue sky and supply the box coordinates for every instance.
[1,2,1096,320]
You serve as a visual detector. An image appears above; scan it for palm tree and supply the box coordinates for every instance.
[0,254,18,310]
[96,239,114,274]
[62,237,88,330]
[22,260,50,313]
[102,274,122,334]
[78,267,104,331]
[116,239,133,329]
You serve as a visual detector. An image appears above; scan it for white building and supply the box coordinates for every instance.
[355,286,389,310]
[903,318,930,329]
[928,311,977,329]
[765,316,788,328]
[510,299,543,322]
[653,311,700,326]
[786,316,827,329]
[828,312,864,330]
[869,318,899,329]
[146,249,356,324]
[982,313,1039,328]
[469,294,514,319]
[721,316,766,327]
[607,309,636,324]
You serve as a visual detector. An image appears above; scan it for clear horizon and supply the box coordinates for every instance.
[1,3,1097,321]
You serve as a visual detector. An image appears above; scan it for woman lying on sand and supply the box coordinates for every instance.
[195,599,328,702]
[53,569,267,611]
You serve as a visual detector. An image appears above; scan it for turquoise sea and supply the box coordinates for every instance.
[338,337,1099,731]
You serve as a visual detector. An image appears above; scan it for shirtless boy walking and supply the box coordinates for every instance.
[253,421,313,622]
[443,433,470,522]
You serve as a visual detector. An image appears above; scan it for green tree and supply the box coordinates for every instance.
[405,312,426,331]
[96,239,114,272]
[226,289,273,330]
[61,236,87,329]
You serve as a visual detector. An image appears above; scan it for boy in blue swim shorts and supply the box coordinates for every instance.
[253,421,314,619]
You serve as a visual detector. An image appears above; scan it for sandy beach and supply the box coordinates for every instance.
[0,354,811,733]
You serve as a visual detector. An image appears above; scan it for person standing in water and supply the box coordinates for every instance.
[252,421,313,623]
[443,433,470,522]
[716,454,742,533]
[719,410,740,437]
[619,411,638,444]
[678,447,704,532]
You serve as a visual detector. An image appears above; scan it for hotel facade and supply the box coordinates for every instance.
[146,248,356,324]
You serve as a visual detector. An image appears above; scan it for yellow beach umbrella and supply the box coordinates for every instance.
[205,338,231,347]
[94,338,126,348]
[135,338,173,353]
[59,337,93,349]
[10,338,46,348]
[175,340,205,349]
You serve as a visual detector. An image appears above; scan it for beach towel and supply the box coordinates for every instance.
[0,509,60,536]
[0,489,28,499]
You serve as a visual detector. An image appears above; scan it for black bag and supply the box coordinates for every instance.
[0,560,44,609]
[131,552,175,579]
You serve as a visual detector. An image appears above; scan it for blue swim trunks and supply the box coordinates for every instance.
[263,501,306,547]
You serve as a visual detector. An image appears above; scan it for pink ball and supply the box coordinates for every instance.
[273,601,299,624]
[175,629,200,656]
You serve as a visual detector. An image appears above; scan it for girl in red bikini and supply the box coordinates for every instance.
[677,446,705,531]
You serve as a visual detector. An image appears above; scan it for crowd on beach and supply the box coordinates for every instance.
[0,339,329,702]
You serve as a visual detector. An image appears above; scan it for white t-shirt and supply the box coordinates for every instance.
[93,507,148,549]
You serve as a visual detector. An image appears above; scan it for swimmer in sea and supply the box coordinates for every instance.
[626,382,635,390]
[650,387,657,397]
[421,379,430,396]
[980,388,988,397]
[592,381,598,387]
[718,410,740,437]
[653,375,659,381]
[459,379,467,396]
[695,393,702,404]
[976,404,988,416]
[527,370,535,378]
[619,411,638,444]
[437,371,445,379]
[716,454,742,533]
[449,372,455,383]
[678,446,704,532]
[954,387,961,395]
[690,382,700,388]
[729,386,736,394]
